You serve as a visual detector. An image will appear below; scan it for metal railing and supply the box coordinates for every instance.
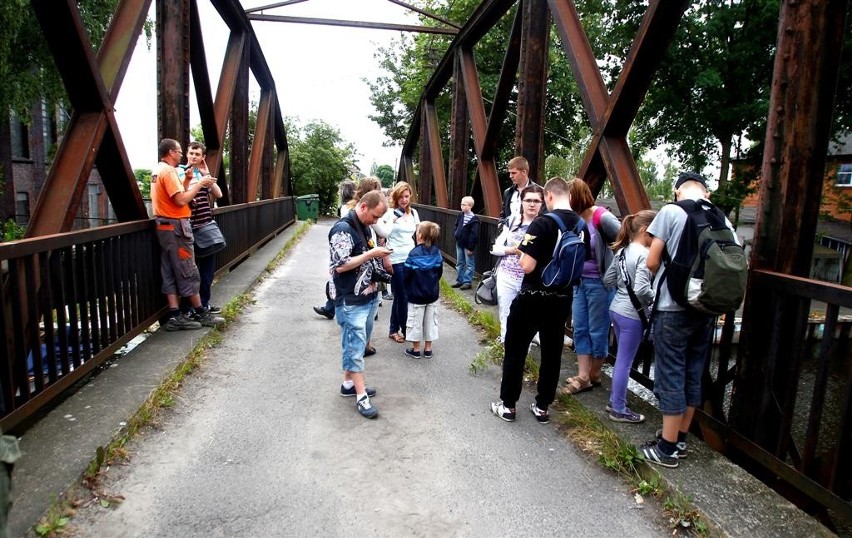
[0,197,295,432]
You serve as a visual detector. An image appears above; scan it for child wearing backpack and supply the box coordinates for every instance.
[602,210,656,424]
[639,172,744,468]
[403,221,443,358]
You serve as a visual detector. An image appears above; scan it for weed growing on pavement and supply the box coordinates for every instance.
[34,498,75,536]
[664,492,708,535]
[552,393,709,535]
[469,339,503,374]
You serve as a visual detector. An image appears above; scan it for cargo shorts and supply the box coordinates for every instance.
[155,217,201,297]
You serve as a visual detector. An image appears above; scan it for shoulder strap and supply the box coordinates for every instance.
[618,249,649,328]
[544,211,567,232]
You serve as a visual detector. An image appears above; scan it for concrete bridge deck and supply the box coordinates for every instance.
[9,220,829,537]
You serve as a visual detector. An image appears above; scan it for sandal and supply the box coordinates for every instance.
[563,376,593,395]
[389,333,405,343]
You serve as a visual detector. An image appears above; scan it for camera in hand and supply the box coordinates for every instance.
[371,265,393,284]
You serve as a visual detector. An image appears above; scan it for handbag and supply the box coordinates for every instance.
[475,269,498,306]
[194,220,226,258]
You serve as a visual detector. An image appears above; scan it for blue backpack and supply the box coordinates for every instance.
[540,213,587,289]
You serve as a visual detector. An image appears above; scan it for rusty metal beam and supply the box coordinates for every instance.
[458,48,502,217]
[248,91,273,201]
[245,0,308,13]
[246,14,458,34]
[27,0,148,236]
[514,0,549,181]
[206,32,246,185]
[449,56,470,208]
[418,110,432,204]
[229,41,250,204]
[423,101,449,207]
[273,150,286,198]
[386,0,462,29]
[157,0,191,146]
[482,5,522,161]
[190,0,218,150]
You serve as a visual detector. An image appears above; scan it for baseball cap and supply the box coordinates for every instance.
[675,171,708,190]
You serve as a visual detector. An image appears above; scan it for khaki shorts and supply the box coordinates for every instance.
[156,218,200,297]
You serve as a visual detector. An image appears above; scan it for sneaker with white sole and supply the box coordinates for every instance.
[529,403,550,424]
[205,304,223,315]
[639,442,679,468]
[340,385,377,398]
[163,315,202,331]
[356,394,378,419]
[490,401,516,422]
[608,409,645,424]
[655,429,688,458]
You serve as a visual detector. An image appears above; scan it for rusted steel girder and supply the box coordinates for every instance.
[550,0,686,215]
[248,91,274,201]
[157,0,191,148]
[423,101,449,207]
[449,57,470,209]
[26,0,149,237]
[190,0,218,152]
[458,48,503,217]
[247,14,458,35]
[732,0,849,451]
[482,6,523,162]
[514,0,549,182]
[230,41,251,204]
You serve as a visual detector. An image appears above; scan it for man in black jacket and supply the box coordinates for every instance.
[501,156,538,223]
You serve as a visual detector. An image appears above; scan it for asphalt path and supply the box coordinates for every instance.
[71,221,667,537]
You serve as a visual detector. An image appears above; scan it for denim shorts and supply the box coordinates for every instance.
[335,300,373,373]
[652,310,714,415]
[572,277,613,357]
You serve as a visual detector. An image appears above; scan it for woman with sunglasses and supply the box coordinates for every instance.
[489,184,546,343]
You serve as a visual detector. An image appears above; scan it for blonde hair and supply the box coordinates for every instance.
[390,181,415,209]
[611,209,656,251]
[346,176,382,209]
[417,221,440,247]
[461,196,474,206]
[507,156,529,172]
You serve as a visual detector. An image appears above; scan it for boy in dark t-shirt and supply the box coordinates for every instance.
[491,177,584,424]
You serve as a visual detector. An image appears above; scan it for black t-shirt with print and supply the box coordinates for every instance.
[518,208,584,292]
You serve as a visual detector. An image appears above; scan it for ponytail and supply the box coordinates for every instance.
[611,214,634,252]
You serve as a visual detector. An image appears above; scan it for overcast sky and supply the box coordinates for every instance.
[114,0,417,173]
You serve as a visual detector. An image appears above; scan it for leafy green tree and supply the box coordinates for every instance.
[374,164,395,187]
[134,168,152,198]
[287,119,355,216]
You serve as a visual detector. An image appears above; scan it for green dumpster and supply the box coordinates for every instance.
[296,194,320,221]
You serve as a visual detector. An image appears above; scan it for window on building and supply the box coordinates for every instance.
[10,113,30,159]
[88,184,101,223]
[837,164,852,187]
[15,192,29,225]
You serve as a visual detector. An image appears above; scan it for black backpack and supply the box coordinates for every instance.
[540,213,587,289]
[662,199,748,315]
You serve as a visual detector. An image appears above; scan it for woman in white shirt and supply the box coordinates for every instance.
[490,184,545,342]
[376,182,420,342]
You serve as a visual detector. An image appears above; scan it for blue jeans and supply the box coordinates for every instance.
[389,263,408,336]
[196,254,217,308]
[652,310,714,415]
[455,245,475,284]
[365,293,380,342]
[335,300,372,373]
[572,277,613,358]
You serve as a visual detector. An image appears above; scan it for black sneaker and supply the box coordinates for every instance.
[163,316,202,331]
[340,385,377,398]
[459,283,472,290]
[656,429,688,458]
[639,442,679,468]
[205,304,223,315]
[450,282,462,288]
[356,394,378,419]
[312,305,334,320]
[423,350,433,358]
[193,309,225,327]
[404,348,421,359]
[529,403,550,424]
[490,401,516,422]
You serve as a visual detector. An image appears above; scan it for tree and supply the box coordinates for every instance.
[134,168,152,198]
[374,164,395,187]
[286,119,355,216]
